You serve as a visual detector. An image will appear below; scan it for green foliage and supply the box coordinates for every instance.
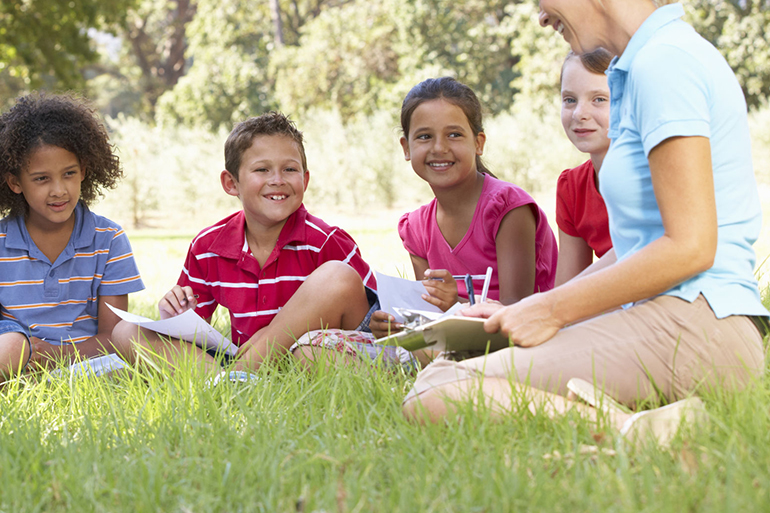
[271,0,534,120]
[155,0,277,129]
[271,0,403,121]
[0,0,135,109]
[683,0,770,110]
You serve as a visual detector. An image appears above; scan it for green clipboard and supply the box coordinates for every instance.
[375,316,512,353]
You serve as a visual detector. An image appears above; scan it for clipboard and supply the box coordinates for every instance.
[375,315,511,353]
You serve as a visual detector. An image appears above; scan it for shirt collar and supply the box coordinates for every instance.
[610,3,684,73]
[72,202,96,249]
[5,201,93,252]
[210,205,309,260]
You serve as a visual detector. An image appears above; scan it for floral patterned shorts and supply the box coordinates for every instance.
[290,329,419,373]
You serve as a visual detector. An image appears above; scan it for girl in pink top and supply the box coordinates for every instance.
[370,77,557,337]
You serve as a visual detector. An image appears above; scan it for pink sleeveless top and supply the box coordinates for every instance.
[398,175,557,301]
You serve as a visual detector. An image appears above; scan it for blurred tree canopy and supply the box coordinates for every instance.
[1,0,769,127]
[0,0,135,109]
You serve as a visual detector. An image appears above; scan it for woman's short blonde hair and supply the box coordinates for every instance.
[653,0,676,5]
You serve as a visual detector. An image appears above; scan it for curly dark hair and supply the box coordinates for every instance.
[224,112,307,180]
[0,93,122,218]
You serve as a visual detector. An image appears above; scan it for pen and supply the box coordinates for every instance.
[465,274,475,306]
[479,267,493,303]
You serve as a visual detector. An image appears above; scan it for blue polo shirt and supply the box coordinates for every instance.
[602,3,767,318]
[0,202,145,343]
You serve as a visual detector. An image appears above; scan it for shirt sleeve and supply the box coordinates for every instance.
[397,210,426,258]
[482,181,537,239]
[99,229,145,296]
[317,227,376,290]
[630,44,712,156]
[177,242,219,319]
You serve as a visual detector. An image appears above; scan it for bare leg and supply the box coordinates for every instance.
[402,377,632,430]
[0,332,30,383]
[111,320,218,373]
[236,261,371,370]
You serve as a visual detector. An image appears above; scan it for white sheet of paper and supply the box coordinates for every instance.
[375,271,443,323]
[107,304,238,357]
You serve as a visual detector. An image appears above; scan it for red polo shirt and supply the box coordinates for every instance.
[178,205,376,345]
[555,159,612,258]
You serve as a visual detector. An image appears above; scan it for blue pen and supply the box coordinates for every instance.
[464,274,475,306]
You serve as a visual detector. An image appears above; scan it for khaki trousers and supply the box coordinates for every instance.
[407,295,765,406]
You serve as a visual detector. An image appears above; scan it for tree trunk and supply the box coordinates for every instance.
[270,0,284,47]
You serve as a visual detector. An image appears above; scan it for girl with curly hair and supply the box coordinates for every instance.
[0,93,144,381]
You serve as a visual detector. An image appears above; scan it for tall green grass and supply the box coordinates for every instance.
[1,308,769,511]
[7,232,757,511]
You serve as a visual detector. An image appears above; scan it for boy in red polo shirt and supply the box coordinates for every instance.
[112,112,377,372]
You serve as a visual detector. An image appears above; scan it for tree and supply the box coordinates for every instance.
[682,0,770,109]
[0,0,135,108]
[124,0,197,112]
[154,0,275,129]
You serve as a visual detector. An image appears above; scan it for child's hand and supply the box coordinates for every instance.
[369,310,403,339]
[421,269,459,312]
[159,285,198,319]
[27,336,63,370]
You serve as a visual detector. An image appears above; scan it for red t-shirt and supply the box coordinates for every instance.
[178,205,375,345]
[555,160,612,257]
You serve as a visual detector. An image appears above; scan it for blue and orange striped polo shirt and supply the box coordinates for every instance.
[0,202,144,344]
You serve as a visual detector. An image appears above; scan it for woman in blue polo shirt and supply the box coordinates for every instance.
[403,0,768,442]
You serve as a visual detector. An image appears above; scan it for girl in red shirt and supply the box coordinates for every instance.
[554,49,614,285]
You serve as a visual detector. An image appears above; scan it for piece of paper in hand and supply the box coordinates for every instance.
[375,271,444,323]
[107,304,238,357]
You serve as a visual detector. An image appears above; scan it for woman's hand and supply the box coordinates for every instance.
[159,285,198,319]
[370,310,403,339]
[421,269,459,311]
[462,293,565,348]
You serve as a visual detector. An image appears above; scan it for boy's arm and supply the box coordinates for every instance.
[28,294,128,369]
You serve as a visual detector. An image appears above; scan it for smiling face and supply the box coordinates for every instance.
[400,99,486,190]
[221,134,310,232]
[560,56,611,161]
[5,144,85,231]
[539,0,607,54]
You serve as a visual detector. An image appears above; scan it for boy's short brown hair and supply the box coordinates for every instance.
[224,112,307,180]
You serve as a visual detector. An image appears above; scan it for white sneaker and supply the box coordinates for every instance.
[206,370,260,388]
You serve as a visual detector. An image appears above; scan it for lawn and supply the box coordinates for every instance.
[1,207,769,512]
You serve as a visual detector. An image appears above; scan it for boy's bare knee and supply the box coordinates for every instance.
[308,261,362,290]
[111,320,139,345]
[290,345,316,370]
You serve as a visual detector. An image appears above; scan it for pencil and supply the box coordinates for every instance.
[479,267,493,303]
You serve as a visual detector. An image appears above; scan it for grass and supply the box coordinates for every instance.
[1,344,769,512]
[2,216,770,512]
